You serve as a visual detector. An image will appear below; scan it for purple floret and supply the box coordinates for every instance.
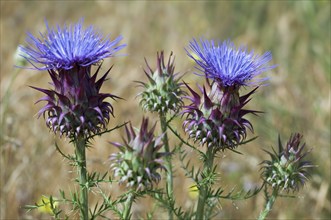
[186,38,276,87]
[19,20,125,70]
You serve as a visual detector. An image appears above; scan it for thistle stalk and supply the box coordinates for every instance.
[258,133,314,219]
[75,137,88,220]
[159,113,174,220]
[19,20,125,219]
[196,146,215,220]
[137,51,184,218]
[258,187,278,220]
[123,192,135,220]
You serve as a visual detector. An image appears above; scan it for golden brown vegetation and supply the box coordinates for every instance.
[1,1,330,219]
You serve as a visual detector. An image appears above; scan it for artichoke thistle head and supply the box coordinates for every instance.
[261,133,315,192]
[19,20,125,139]
[183,38,276,151]
[33,65,120,138]
[110,118,166,190]
[138,51,185,114]
[182,80,259,151]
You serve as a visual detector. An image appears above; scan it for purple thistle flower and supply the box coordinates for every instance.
[182,81,260,151]
[19,20,125,138]
[109,118,167,190]
[186,38,276,88]
[19,20,125,71]
[261,133,315,192]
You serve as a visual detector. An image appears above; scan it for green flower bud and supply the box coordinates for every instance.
[137,51,185,114]
[261,133,315,192]
[110,118,167,190]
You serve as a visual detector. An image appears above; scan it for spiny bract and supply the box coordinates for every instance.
[34,65,120,138]
[182,81,259,151]
[137,51,185,114]
[261,133,314,192]
[110,118,167,190]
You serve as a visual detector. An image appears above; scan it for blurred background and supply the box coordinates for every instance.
[1,1,330,219]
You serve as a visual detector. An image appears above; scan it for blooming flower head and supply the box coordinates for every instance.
[182,80,259,151]
[110,118,167,190]
[20,20,125,139]
[19,20,125,70]
[137,51,185,114]
[186,38,275,88]
[261,133,315,192]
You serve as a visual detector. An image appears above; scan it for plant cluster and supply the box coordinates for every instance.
[19,20,315,220]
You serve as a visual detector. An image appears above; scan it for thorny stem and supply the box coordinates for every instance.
[75,136,89,220]
[160,113,174,220]
[123,192,134,220]
[196,146,215,220]
[258,187,279,220]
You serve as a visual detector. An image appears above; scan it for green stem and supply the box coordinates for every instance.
[195,147,215,220]
[258,187,278,220]
[75,137,88,220]
[159,113,173,220]
[123,192,134,220]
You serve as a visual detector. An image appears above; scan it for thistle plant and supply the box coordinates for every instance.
[258,133,315,219]
[137,51,185,219]
[19,19,316,219]
[19,20,125,219]
[110,117,167,219]
[20,21,125,139]
[184,38,276,219]
[184,39,276,152]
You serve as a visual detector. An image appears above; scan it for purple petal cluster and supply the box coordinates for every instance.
[186,39,275,88]
[19,20,125,70]
[261,133,314,192]
[182,81,259,151]
[110,118,167,190]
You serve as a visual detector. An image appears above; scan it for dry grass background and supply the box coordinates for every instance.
[0,1,330,219]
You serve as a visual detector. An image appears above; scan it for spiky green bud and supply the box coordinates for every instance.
[110,118,167,190]
[261,133,315,192]
[137,51,185,114]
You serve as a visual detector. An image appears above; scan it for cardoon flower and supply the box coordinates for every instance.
[137,51,185,114]
[182,81,258,151]
[19,20,125,71]
[110,118,167,190]
[261,133,314,192]
[186,38,275,88]
[183,38,275,151]
[19,20,125,138]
